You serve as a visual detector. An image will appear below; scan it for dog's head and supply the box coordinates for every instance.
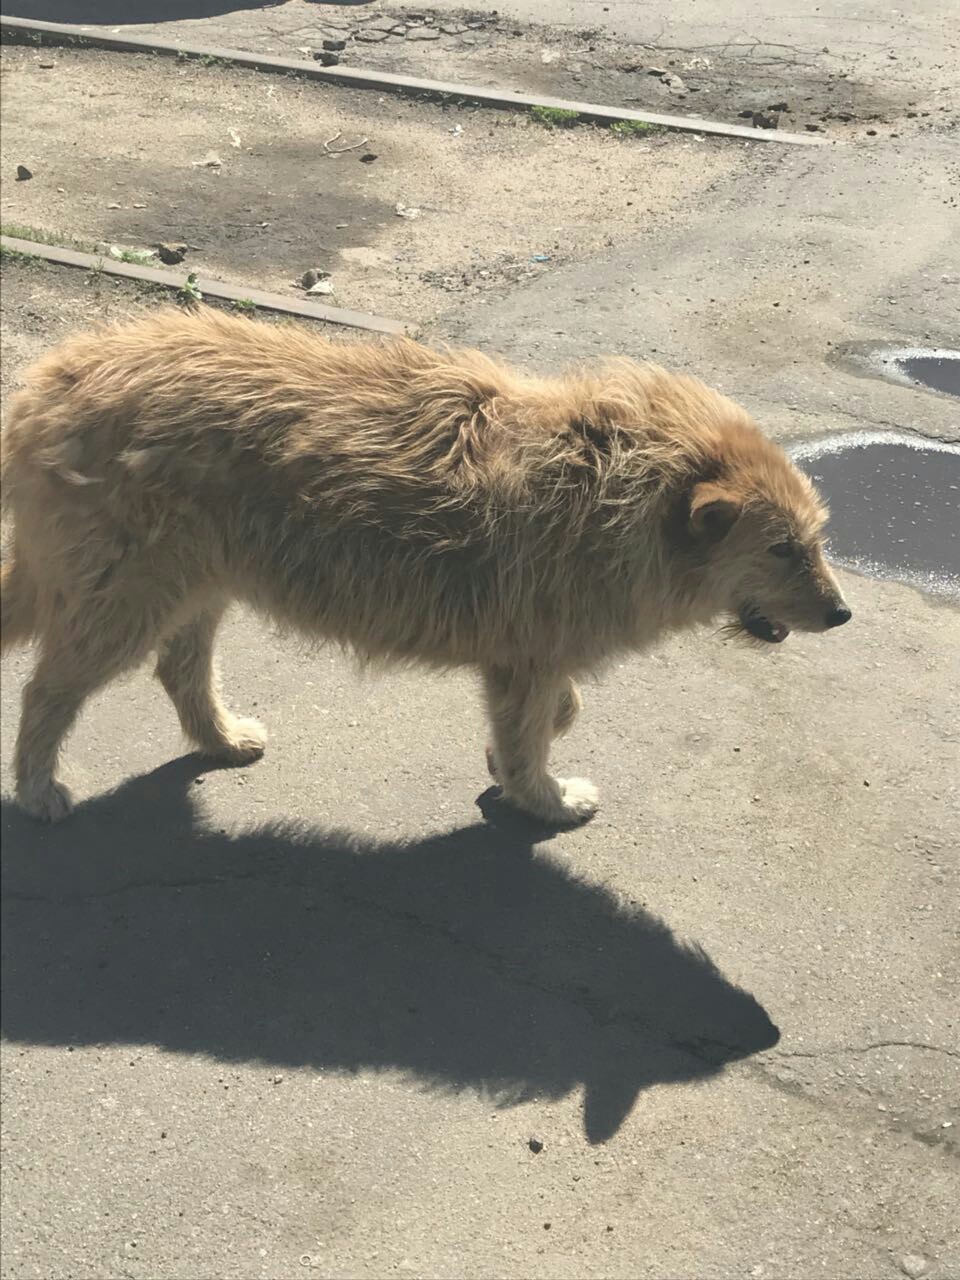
[681,431,850,644]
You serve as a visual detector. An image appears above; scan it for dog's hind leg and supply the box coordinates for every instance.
[155,606,266,765]
[15,604,159,822]
[483,666,598,826]
[1,551,38,653]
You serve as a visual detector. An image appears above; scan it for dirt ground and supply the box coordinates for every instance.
[1,43,739,324]
[6,0,958,141]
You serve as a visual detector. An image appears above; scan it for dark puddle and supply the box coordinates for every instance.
[898,354,960,398]
[835,344,960,400]
[791,433,960,598]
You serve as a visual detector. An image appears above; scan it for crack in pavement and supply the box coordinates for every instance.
[768,1041,960,1061]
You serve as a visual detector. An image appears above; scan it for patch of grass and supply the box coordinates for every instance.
[609,119,662,137]
[530,105,580,128]
[231,297,257,314]
[177,50,235,68]
[108,245,156,265]
[1,221,97,253]
[1,223,162,267]
[0,243,44,267]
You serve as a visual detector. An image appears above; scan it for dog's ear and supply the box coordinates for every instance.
[689,482,742,542]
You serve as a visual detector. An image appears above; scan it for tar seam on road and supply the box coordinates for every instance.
[0,236,410,335]
[0,15,831,147]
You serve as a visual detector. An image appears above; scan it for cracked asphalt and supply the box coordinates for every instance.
[2,1,959,1277]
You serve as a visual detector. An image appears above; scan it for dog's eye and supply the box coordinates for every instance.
[768,541,794,558]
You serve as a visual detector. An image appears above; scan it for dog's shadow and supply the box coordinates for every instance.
[1,760,779,1142]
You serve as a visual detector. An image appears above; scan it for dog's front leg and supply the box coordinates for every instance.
[482,665,598,825]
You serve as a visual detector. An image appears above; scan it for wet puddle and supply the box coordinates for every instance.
[790,433,960,598]
[836,344,960,400]
[897,353,960,398]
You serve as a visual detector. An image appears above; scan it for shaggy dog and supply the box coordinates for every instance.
[0,308,850,824]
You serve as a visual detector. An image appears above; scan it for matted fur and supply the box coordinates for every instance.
[0,307,848,824]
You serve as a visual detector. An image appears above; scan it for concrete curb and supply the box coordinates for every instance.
[0,15,830,147]
[0,236,410,335]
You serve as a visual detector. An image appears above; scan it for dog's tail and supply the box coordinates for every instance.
[0,552,38,653]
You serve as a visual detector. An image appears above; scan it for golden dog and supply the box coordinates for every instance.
[1,308,850,824]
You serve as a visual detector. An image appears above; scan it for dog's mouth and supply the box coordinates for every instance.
[739,607,790,644]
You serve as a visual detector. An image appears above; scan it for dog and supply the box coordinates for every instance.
[0,307,850,824]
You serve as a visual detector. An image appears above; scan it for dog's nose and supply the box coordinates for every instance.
[825,605,852,629]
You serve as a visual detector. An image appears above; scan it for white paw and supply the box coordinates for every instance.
[556,776,600,823]
[504,775,600,826]
[18,775,75,823]
[209,716,267,764]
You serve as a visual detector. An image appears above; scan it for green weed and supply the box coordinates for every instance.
[530,106,580,128]
[177,273,204,307]
[609,119,661,137]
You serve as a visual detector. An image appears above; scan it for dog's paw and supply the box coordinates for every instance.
[504,775,600,827]
[207,717,268,765]
[556,776,600,824]
[18,775,75,823]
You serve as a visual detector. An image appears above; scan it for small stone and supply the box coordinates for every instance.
[301,268,331,289]
[322,38,346,51]
[314,51,340,66]
[355,29,388,43]
[193,151,222,168]
[663,73,686,93]
[752,110,779,129]
[899,1256,928,1279]
[38,61,55,69]
[406,27,440,40]
[157,242,188,264]
[768,100,789,112]
[306,281,334,296]
[106,201,122,209]
[358,152,378,163]
[528,1137,544,1154]
[15,164,33,181]
[272,1074,284,1084]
